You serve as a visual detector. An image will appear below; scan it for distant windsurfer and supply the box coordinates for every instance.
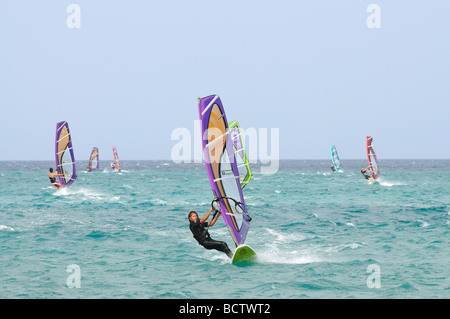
[330,164,336,173]
[361,167,373,183]
[48,168,64,189]
[110,162,119,172]
[188,208,233,259]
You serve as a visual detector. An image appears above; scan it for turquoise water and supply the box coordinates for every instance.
[1,160,449,298]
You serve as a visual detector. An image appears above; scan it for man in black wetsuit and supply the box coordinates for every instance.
[361,167,374,183]
[48,168,64,189]
[188,207,233,259]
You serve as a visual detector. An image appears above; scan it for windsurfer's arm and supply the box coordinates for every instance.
[208,211,221,227]
[200,207,214,224]
[49,173,65,177]
[55,173,69,177]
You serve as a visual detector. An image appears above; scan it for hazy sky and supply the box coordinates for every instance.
[1,1,449,161]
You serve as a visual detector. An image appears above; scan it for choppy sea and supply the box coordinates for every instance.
[0,159,449,299]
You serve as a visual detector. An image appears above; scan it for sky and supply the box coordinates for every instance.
[1,0,449,161]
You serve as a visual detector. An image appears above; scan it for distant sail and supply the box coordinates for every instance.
[55,121,77,187]
[88,147,99,171]
[198,95,251,247]
[330,145,341,172]
[366,136,379,180]
[112,146,120,171]
[229,121,252,189]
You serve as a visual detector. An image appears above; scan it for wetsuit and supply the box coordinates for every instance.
[49,176,61,188]
[189,219,233,258]
[361,169,371,180]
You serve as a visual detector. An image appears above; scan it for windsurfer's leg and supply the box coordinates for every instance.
[202,238,233,258]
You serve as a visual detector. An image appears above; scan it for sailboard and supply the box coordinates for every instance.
[198,95,253,255]
[232,244,257,264]
[87,147,99,171]
[330,145,341,172]
[112,146,121,171]
[229,121,252,189]
[55,121,77,188]
[366,136,380,180]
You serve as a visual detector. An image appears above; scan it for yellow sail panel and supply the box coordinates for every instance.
[55,121,77,187]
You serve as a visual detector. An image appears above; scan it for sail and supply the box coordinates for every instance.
[88,147,99,171]
[55,121,77,187]
[198,95,251,247]
[229,121,252,189]
[112,146,120,170]
[330,145,341,172]
[366,136,379,180]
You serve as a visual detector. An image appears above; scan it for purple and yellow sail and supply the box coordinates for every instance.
[55,121,77,187]
[198,95,251,247]
[87,147,99,171]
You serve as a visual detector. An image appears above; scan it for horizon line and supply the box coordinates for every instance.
[0,158,449,162]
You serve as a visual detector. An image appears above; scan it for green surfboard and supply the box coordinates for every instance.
[232,244,257,264]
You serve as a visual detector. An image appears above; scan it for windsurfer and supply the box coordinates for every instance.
[330,164,336,173]
[110,162,118,171]
[48,168,64,188]
[361,167,373,183]
[188,208,233,258]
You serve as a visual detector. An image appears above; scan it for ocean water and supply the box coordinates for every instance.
[0,159,449,299]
